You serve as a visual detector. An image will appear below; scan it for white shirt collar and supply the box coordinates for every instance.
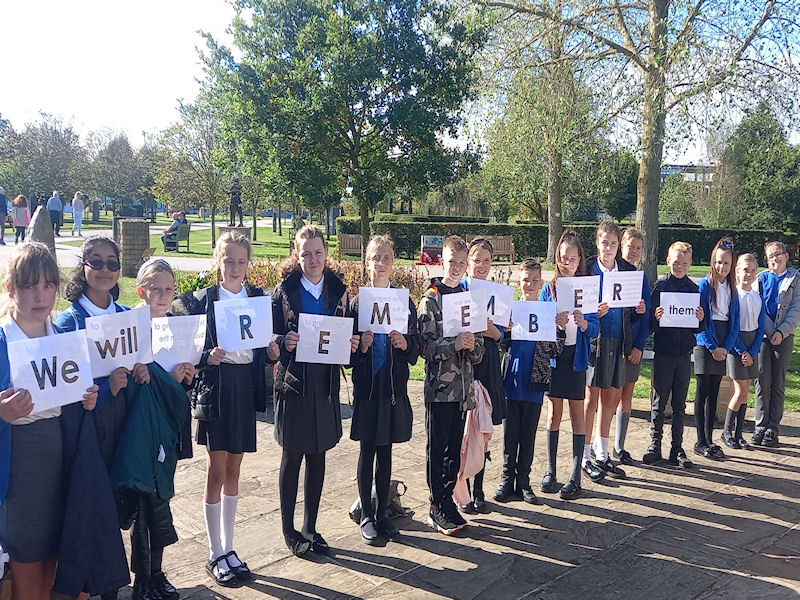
[598,260,618,273]
[78,294,117,317]
[1,315,55,342]
[301,275,324,300]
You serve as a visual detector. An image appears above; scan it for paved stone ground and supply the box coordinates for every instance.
[118,381,799,600]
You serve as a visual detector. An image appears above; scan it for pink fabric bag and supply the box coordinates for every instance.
[453,380,494,506]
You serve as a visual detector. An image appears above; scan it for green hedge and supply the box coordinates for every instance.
[374,213,489,224]
[336,217,790,263]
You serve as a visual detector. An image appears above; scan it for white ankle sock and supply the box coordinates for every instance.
[221,494,240,566]
[597,437,610,462]
[204,501,224,564]
[582,444,592,466]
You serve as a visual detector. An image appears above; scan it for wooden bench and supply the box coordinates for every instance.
[467,235,515,263]
[787,243,800,263]
[338,233,363,259]
[163,223,191,252]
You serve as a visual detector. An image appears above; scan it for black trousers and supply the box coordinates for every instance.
[230,203,243,225]
[502,399,542,490]
[425,402,465,506]
[650,353,690,451]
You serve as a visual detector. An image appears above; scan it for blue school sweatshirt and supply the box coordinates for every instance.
[503,339,545,403]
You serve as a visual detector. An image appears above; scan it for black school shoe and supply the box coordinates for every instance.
[149,571,179,600]
[581,460,606,482]
[540,472,559,494]
[762,429,779,447]
[642,446,662,465]
[612,449,635,466]
[595,458,626,479]
[559,480,582,500]
[752,429,765,446]
[668,448,694,468]
[722,432,740,449]
[493,480,515,502]
[377,515,400,540]
[520,487,538,504]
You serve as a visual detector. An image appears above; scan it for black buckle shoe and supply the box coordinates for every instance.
[149,571,179,600]
[520,487,538,504]
[596,458,626,479]
[642,446,662,465]
[493,480,515,502]
[540,472,559,493]
[612,449,635,465]
[582,461,606,482]
[559,480,582,500]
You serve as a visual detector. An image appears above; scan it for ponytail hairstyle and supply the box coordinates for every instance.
[65,236,121,302]
[709,237,736,309]
[551,229,587,297]
[280,224,328,278]
[213,231,252,284]
[0,242,60,318]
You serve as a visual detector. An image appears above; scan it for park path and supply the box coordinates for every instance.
[121,382,799,599]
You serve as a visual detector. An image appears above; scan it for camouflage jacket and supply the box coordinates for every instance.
[418,280,485,410]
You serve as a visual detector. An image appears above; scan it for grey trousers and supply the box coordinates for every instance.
[650,353,691,451]
[755,333,793,433]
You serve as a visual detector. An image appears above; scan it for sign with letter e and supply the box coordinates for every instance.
[659,292,701,328]
[602,271,644,309]
[214,296,272,352]
[511,301,557,341]
[9,329,94,413]
[84,307,154,378]
[442,290,488,337]
[296,314,354,365]
[555,275,600,315]
[357,287,409,334]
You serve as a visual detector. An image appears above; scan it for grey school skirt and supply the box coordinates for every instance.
[624,357,642,384]
[0,417,64,562]
[727,329,759,380]
[694,320,729,376]
[588,336,626,389]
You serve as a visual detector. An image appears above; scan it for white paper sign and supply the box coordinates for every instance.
[555,275,600,315]
[511,301,557,341]
[602,271,645,309]
[152,315,207,371]
[84,307,154,378]
[8,329,94,413]
[214,296,272,352]
[296,314,354,365]
[357,287,410,334]
[659,292,701,328]
[469,278,515,328]
[442,290,488,336]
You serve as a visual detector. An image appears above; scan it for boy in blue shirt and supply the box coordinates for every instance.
[494,259,564,504]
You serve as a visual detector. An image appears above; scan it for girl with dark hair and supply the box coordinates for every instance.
[175,231,278,586]
[536,230,599,500]
[0,243,99,600]
[693,238,739,460]
[350,235,419,544]
[272,225,359,556]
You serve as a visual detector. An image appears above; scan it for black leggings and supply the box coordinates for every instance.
[357,442,392,521]
[695,374,722,447]
[279,449,326,537]
[15,226,24,242]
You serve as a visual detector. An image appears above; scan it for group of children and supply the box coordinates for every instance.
[0,222,797,596]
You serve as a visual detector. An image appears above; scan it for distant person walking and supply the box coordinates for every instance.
[46,190,63,236]
[71,191,85,237]
[0,186,8,245]
[11,195,30,244]
[228,177,243,227]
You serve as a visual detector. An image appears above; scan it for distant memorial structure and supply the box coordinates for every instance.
[28,206,56,255]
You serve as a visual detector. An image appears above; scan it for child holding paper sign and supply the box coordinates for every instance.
[0,243,99,600]
[272,225,359,557]
[539,230,599,500]
[615,228,651,465]
[177,232,277,585]
[350,235,420,545]
[693,238,739,461]
[418,235,484,534]
[645,241,704,468]
[585,221,646,480]
[723,254,765,449]
[459,238,505,513]
[496,259,562,505]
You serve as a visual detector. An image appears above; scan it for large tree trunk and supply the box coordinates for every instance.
[546,149,563,264]
[636,0,669,286]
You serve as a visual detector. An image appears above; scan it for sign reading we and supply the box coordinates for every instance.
[296,314,354,365]
[84,307,154,378]
[8,329,94,413]
[357,287,409,334]
[214,296,272,352]
[442,290,488,337]
[510,301,557,341]
[555,275,601,315]
[468,278,515,328]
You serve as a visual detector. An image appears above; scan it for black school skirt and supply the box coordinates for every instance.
[548,345,586,400]
[196,362,257,453]
[694,320,729,376]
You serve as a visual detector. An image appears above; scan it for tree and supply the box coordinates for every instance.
[202,0,485,251]
[598,148,638,221]
[91,134,140,215]
[659,173,697,225]
[478,0,800,280]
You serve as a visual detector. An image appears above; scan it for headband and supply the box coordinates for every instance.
[136,258,173,285]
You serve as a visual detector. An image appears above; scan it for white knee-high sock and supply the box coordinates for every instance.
[204,501,224,562]
[221,494,239,564]
[596,437,609,462]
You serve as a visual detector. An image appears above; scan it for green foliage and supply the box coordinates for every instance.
[597,149,638,221]
[372,213,490,224]
[659,173,698,224]
[174,269,215,295]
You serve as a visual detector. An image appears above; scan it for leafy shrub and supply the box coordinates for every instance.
[174,269,214,294]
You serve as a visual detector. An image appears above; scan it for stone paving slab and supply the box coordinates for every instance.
[113,380,800,600]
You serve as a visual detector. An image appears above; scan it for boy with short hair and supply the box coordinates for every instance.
[495,259,564,504]
[645,241,705,467]
[418,235,485,535]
